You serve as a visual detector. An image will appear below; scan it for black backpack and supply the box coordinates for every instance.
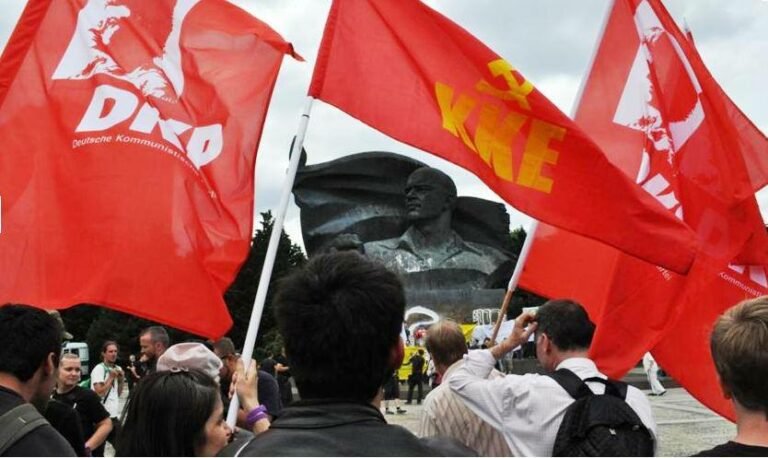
[548,368,654,457]
[0,404,50,455]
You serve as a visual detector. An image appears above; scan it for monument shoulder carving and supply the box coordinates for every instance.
[363,228,511,290]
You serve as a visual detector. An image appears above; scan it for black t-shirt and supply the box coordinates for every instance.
[409,354,425,375]
[0,385,76,457]
[257,370,283,418]
[220,370,283,419]
[273,355,291,386]
[260,357,277,378]
[52,386,110,455]
[44,399,86,457]
[693,441,768,457]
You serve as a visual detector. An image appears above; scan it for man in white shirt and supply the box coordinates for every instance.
[449,299,657,457]
[419,319,511,456]
[90,340,124,449]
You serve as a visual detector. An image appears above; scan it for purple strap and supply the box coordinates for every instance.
[246,405,268,428]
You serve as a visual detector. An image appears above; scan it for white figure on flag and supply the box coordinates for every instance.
[52,0,201,102]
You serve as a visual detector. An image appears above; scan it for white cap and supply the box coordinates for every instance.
[157,343,222,382]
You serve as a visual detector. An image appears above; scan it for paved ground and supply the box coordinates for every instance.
[384,387,734,456]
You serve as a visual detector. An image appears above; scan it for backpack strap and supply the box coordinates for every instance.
[582,376,629,400]
[548,369,631,401]
[548,368,593,399]
[0,404,50,455]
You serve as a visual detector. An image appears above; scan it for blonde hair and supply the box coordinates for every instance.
[60,352,81,362]
[710,296,768,418]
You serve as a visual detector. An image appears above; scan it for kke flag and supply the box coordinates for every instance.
[309,0,699,275]
[521,0,768,418]
[0,0,299,337]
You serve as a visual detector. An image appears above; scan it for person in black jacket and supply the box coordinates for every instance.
[0,305,76,456]
[237,253,473,456]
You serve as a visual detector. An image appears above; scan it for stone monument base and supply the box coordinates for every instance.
[404,288,507,323]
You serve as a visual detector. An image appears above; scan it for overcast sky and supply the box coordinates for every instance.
[2,0,767,251]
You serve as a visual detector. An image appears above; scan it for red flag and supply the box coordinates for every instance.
[0,0,299,338]
[309,0,699,275]
[520,0,768,419]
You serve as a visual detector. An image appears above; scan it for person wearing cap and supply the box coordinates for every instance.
[117,343,268,456]
[156,342,273,434]
[156,342,225,381]
[49,310,74,341]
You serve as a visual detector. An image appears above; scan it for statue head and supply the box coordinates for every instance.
[404,167,457,223]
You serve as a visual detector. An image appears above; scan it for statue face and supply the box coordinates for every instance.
[404,169,453,221]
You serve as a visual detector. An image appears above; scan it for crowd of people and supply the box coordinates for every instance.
[1,251,767,456]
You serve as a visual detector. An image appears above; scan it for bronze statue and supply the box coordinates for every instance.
[292,152,514,291]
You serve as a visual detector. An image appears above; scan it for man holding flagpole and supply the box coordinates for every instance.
[450,300,656,456]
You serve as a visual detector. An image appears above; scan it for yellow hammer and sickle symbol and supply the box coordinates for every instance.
[475,59,534,111]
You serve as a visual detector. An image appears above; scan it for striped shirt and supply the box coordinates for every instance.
[418,360,512,456]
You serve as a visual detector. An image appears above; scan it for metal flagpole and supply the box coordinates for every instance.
[489,0,617,345]
[226,96,315,427]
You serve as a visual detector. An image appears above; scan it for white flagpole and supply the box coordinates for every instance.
[489,0,616,344]
[489,219,538,343]
[226,96,315,427]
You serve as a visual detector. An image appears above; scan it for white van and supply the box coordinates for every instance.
[62,341,90,374]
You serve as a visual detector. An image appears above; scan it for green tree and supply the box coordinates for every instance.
[509,225,526,255]
[58,304,99,343]
[60,304,203,365]
[506,225,548,319]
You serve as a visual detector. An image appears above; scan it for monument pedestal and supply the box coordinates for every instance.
[405,288,507,322]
